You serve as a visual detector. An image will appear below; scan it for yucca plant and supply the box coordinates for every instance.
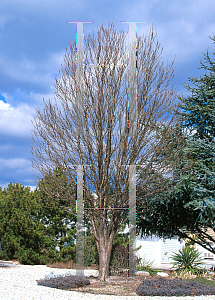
[170,246,204,275]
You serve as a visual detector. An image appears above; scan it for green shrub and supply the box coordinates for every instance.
[170,246,204,274]
[84,234,98,266]
[0,182,77,265]
[50,230,99,267]
[15,247,41,265]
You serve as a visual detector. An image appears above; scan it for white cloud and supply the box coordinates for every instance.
[0,51,64,88]
[0,158,30,170]
[0,100,34,137]
[0,183,9,190]
[119,0,215,65]
[166,0,215,17]
[0,183,36,191]
[7,90,54,106]
[25,185,37,191]
[0,101,10,111]
[1,0,83,14]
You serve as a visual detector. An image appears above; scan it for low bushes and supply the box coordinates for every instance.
[37,275,90,290]
[136,277,215,296]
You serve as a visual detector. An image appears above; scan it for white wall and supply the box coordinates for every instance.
[195,243,215,269]
[161,236,184,263]
[136,234,161,267]
[136,235,185,267]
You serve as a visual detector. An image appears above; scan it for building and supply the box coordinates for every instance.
[136,234,185,268]
[136,233,215,270]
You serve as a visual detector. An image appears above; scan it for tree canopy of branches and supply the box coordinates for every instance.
[31,24,183,281]
[137,35,215,255]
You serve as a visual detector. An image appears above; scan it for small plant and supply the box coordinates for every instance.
[173,270,197,280]
[171,246,204,275]
[137,258,159,275]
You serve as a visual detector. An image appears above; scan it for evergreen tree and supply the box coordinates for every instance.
[137,35,215,254]
[180,37,215,212]
[0,180,76,264]
[0,183,54,264]
[37,167,77,262]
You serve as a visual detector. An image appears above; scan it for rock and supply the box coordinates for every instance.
[85,270,99,277]
[157,272,168,277]
[134,271,150,276]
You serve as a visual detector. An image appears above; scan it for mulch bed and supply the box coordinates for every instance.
[36,272,215,296]
[42,261,215,296]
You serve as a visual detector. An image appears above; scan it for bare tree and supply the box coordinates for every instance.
[31,24,184,281]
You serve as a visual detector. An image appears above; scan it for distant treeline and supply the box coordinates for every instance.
[0,178,128,267]
[0,180,78,264]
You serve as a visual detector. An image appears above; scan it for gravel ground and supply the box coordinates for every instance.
[0,262,215,300]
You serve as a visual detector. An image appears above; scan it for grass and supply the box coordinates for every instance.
[187,277,215,288]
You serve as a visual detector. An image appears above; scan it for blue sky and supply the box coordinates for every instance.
[0,0,215,190]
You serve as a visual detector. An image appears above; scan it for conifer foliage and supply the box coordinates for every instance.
[180,36,215,213]
[0,181,76,264]
[177,37,215,250]
[0,183,52,264]
[137,35,215,254]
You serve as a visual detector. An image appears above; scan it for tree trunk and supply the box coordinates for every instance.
[98,235,113,281]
